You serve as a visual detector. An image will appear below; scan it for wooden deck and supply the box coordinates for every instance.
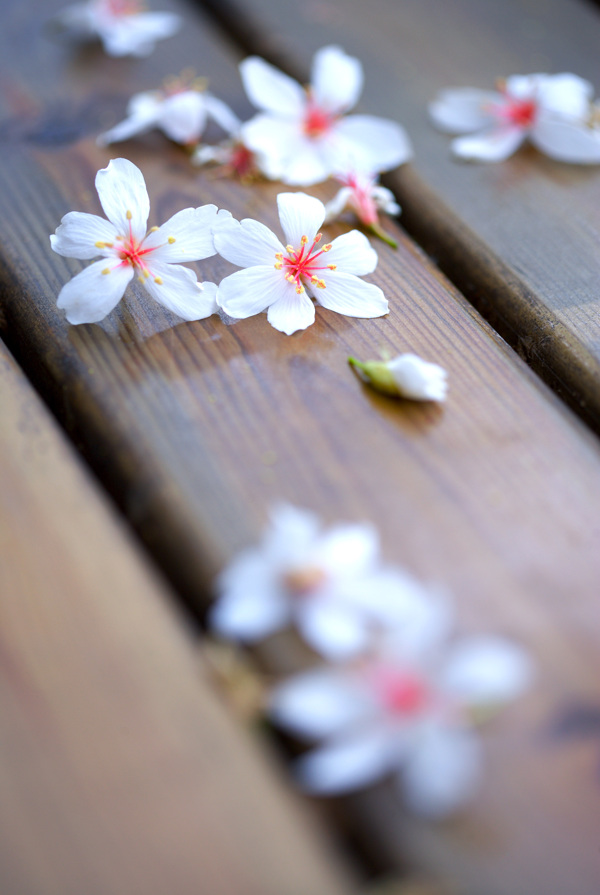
[1,0,600,892]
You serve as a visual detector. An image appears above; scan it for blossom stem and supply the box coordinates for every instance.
[368,223,398,250]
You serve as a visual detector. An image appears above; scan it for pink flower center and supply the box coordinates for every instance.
[303,97,336,139]
[274,233,336,294]
[338,172,378,226]
[372,667,430,716]
[98,212,174,287]
[104,0,144,15]
[491,82,538,129]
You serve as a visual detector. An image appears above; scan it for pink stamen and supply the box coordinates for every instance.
[303,96,336,139]
[282,234,332,291]
[371,666,430,716]
[493,84,538,129]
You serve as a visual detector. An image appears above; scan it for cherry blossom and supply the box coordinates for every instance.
[50,158,225,324]
[192,108,261,181]
[97,72,240,147]
[270,620,532,816]
[239,45,412,185]
[325,171,400,247]
[213,191,388,335]
[54,0,181,57]
[430,73,600,163]
[349,353,448,402]
[209,504,442,662]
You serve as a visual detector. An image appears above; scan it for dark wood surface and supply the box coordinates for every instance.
[0,339,354,895]
[2,0,600,892]
[199,0,600,431]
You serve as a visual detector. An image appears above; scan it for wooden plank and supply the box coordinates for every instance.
[0,338,354,895]
[2,1,600,892]
[198,0,600,431]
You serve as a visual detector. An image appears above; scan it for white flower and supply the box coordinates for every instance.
[270,621,532,816]
[239,45,412,185]
[325,171,401,247]
[429,73,600,163]
[54,0,181,57]
[349,353,448,401]
[50,157,225,324]
[191,109,261,181]
[214,191,388,335]
[97,74,240,147]
[210,504,441,662]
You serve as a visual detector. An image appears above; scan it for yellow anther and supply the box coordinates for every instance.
[116,235,124,241]
[126,210,133,220]
[285,274,296,283]
[168,236,176,244]
[314,232,322,242]
[275,252,283,260]
[296,285,305,294]
[322,243,332,252]
[317,279,326,289]
[286,244,294,254]
[150,226,159,232]
[101,267,111,275]
[274,262,283,270]
[311,275,319,284]
[95,240,105,248]
[143,270,150,278]
[154,276,163,285]
[327,264,337,270]
[301,235,308,245]
[138,276,145,283]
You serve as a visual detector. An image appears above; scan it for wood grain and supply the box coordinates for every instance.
[198,0,600,431]
[2,0,600,892]
[0,338,355,895]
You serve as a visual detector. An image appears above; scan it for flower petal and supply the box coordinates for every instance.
[98,12,181,57]
[316,271,388,318]
[316,523,379,578]
[50,212,119,259]
[325,230,378,275]
[141,262,218,321]
[298,600,371,661]
[267,287,316,335]
[204,94,242,136]
[144,205,226,261]
[270,667,370,739]
[56,258,133,324]
[213,215,284,268]
[277,192,326,246]
[451,126,525,162]
[217,266,289,319]
[402,723,480,817]
[428,88,499,134]
[442,636,533,705]
[388,354,448,401]
[158,91,207,144]
[96,94,161,146]
[263,503,321,565]
[240,56,305,116]
[297,728,395,794]
[531,119,600,164]
[324,186,353,222]
[210,551,290,641]
[95,158,149,241]
[509,73,593,120]
[311,45,363,113]
[333,115,413,172]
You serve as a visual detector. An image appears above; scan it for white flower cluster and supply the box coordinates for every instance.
[210,505,532,817]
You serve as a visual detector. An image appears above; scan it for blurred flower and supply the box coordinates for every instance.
[191,108,261,181]
[50,157,225,324]
[214,191,387,335]
[429,73,600,163]
[349,354,448,402]
[271,621,532,816]
[325,171,400,248]
[54,0,180,57]
[210,504,441,662]
[240,45,412,185]
[97,72,239,147]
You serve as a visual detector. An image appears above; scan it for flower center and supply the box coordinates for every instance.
[98,211,176,287]
[492,81,538,129]
[282,565,328,597]
[303,96,336,139]
[372,667,430,716]
[104,0,144,15]
[162,69,207,97]
[273,233,335,294]
[338,172,378,226]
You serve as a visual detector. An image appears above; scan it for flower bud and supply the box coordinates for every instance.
[349,353,448,401]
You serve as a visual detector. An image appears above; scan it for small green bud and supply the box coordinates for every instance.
[348,357,401,396]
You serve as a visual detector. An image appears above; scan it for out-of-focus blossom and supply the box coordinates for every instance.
[50,158,224,324]
[214,191,387,335]
[324,171,400,248]
[97,72,239,147]
[54,0,181,57]
[430,73,600,163]
[271,620,532,816]
[240,45,412,185]
[349,353,448,402]
[192,108,261,181]
[210,504,442,662]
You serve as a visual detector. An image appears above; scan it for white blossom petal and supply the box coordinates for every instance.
[325,230,378,276]
[531,119,600,164]
[428,88,499,134]
[267,288,316,335]
[50,211,119,259]
[270,668,372,739]
[311,45,363,113]
[96,99,161,146]
[213,216,284,268]
[98,11,181,57]
[56,258,133,324]
[372,185,401,216]
[277,192,326,246]
[241,114,299,161]
[263,504,321,565]
[316,271,388,318]
[508,73,592,120]
[297,728,396,794]
[402,723,481,817]
[388,354,448,401]
[324,186,353,222]
[95,158,149,242]
[204,95,242,136]
[441,636,533,706]
[298,600,371,661]
[158,91,207,144]
[143,205,225,261]
[141,262,217,321]
[240,56,306,116]
[210,552,290,640]
[451,126,525,162]
[315,523,378,578]
[276,143,334,186]
[333,115,413,172]
[217,267,289,319]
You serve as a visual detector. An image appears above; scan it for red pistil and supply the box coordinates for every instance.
[374,668,429,716]
[303,99,336,138]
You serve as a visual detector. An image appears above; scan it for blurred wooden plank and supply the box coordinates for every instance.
[2,1,600,893]
[0,338,354,895]
[198,0,600,431]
